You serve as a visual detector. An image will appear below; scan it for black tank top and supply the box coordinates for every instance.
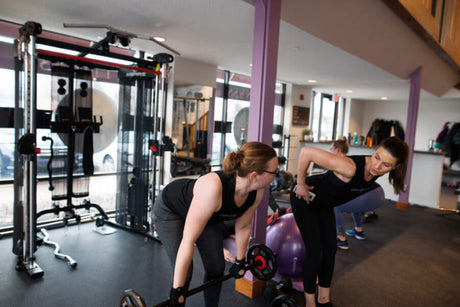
[161,170,257,224]
[305,155,379,207]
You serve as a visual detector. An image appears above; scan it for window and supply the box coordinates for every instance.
[310,91,346,141]
[212,70,285,166]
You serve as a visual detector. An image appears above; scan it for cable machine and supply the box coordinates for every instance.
[36,64,107,222]
[12,21,44,278]
[113,53,175,236]
[11,21,173,277]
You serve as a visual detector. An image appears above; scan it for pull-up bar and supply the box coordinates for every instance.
[36,49,161,76]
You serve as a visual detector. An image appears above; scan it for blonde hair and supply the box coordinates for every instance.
[223,142,277,177]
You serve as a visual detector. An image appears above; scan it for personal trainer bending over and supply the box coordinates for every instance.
[153,142,278,307]
[291,136,409,307]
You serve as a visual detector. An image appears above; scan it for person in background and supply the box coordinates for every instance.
[307,139,348,176]
[291,137,409,307]
[153,142,278,307]
[330,139,348,158]
[335,182,383,250]
[328,139,365,250]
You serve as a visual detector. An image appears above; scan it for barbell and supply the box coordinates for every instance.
[120,244,277,307]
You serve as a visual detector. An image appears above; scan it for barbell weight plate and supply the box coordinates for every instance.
[271,294,298,307]
[120,289,147,307]
[254,255,266,270]
[247,244,277,281]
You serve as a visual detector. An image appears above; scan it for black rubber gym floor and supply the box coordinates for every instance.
[0,201,459,307]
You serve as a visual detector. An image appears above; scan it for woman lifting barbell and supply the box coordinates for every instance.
[153,141,278,307]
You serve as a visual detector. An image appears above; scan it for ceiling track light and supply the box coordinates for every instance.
[63,23,180,56]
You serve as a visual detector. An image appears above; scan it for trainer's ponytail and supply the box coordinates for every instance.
[379,137,409,194]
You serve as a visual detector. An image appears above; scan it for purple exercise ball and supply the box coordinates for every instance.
[266,213,305,277]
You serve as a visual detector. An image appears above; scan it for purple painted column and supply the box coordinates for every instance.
[397,67,422,208]
[247,0,281,244]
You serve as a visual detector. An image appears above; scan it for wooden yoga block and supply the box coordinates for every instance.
[235,278,266,298]
[396,201,410,211]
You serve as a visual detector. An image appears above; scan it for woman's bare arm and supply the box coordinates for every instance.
[233,189,264,260]
[295,147,355,202]
[172,173,222,287]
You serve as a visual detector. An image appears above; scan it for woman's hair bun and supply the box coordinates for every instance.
[231,151,243,169]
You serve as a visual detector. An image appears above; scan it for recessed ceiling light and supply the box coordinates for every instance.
[381,96,388,100]
[249,64,253,67]
[153,36,166,42]
[346,90,353,93]
[308,80,317,83]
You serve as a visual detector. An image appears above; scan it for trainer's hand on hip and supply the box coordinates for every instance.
[295,184,314,204]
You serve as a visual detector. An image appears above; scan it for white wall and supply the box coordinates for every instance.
[416,99,460,151]
[355,98,460,151]
[284,84,313,173]
[286,90,460,176]
[174,57,217,88]
[361,100,408,135]
[348,99,366,136]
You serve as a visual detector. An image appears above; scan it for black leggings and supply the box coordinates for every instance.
[153,194,225,307]
[290,192,337,294]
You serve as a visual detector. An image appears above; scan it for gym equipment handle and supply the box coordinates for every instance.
[42,136,55,191]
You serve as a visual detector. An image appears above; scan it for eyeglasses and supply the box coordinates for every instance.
[262,168,280,175]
